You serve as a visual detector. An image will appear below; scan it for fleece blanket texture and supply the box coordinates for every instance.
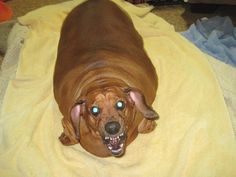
[206,54,236,138]
[0,0,236,177]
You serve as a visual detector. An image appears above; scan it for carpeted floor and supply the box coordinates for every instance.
[5,0,236,31]
[0,0,235,64]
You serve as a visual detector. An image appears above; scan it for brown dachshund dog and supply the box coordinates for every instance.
[53,0,159,157]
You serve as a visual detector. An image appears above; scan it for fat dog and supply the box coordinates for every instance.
[53,0,159,157]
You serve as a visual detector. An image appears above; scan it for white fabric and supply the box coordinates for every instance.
[0,23,29,109]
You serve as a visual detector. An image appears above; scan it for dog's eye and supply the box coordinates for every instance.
[115,100,125,110]
[90,106,100,116]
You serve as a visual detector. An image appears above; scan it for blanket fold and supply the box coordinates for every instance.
[0,0,236,177]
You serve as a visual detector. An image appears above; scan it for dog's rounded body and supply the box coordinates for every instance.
[54,0,158,157]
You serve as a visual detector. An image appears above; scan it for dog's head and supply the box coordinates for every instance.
[69,86,158,157]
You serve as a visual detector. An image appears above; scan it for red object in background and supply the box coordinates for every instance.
[0,0,13,22]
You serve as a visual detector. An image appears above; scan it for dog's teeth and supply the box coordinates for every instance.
[105,137,109,140]
[119,133,125,139]
[120,143,124,147]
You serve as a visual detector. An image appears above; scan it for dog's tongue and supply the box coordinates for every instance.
[111,144,120,150]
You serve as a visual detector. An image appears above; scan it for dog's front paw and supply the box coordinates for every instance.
[138,119,157,133]
[144,109,159,120]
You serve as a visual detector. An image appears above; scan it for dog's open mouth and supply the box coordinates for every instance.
[103,132,126,157]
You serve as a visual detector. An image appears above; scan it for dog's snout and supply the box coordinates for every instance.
[105,121,121,135]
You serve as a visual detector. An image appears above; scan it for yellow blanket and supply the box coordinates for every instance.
[1,0,236,176]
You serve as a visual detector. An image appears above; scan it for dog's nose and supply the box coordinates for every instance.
[105,121,121,135]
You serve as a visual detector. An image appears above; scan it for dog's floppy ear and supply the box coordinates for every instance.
[59,99,85,146]
[124,88,159,120]
[71,99,86,140]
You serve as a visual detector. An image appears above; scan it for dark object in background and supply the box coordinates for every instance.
[148,0,184,5]
[190,3,219,13]
[126,0,184,5]
[127,0,219,14]
[126,0,146,4]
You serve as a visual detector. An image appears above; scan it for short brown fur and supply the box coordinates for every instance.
[54,0,158,157]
